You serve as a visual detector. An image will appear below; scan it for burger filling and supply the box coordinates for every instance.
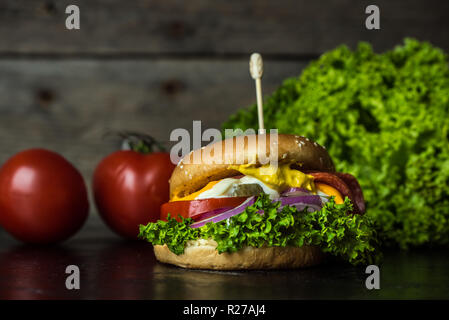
[171,163,345,205]
[159,162,366,231]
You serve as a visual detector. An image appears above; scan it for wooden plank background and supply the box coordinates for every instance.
[1,0,448,55]
[0,0,447,211]
[0,59,306,179]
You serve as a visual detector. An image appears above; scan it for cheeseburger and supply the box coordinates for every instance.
[139,133,378,270]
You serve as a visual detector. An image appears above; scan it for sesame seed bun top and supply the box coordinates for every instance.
[169,133,335,200]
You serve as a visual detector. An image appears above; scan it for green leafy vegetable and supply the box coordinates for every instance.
[138,214,200,255]
[223,39,449,249]
[139,194,381,266]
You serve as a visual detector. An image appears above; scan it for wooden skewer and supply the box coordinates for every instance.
[249,53,265,133]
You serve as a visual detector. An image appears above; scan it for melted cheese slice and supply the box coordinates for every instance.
[316,183,343,204]
[171,164,343,203]
[171,180,220,201]
[229,163,315,192]
[171,176,279,202]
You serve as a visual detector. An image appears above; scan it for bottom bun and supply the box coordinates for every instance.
[153,239,325,270]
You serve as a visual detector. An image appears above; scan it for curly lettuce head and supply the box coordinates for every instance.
[223,39,449,249]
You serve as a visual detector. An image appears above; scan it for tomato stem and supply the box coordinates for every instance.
[118,131,166,153]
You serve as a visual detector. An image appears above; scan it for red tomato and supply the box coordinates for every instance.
[93,151,175,239]
[0,149,89,244]
[160,197,248,221]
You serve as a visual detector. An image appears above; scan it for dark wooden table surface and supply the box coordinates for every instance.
[1,215,448,300]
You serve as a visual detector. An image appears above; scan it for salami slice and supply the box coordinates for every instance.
[307,171,364,214]
[308,172,353,200]
[334,172,366,214]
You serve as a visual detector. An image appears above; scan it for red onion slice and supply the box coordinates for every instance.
[192,207,233,221]
[190,197,256,228]
[281,187,311,197]
[279,203,322,213]
[189,194,323,229]
[278,195,323,207]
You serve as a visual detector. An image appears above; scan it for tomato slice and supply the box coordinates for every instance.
[160,197,248,221]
